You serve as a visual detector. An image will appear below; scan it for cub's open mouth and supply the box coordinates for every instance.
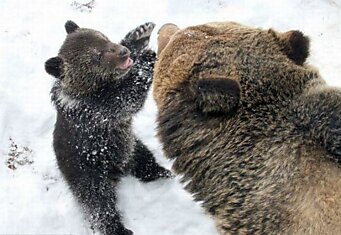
[119,57,134,70]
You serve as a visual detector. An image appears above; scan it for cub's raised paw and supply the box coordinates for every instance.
[127,22,155,42]
[123,22,156,52]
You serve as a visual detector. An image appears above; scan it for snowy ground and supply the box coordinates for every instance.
[1,0,341,234]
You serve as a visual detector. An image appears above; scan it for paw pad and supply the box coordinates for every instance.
[130,22,156,41]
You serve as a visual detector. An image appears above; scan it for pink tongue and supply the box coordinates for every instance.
[119,58,133,69]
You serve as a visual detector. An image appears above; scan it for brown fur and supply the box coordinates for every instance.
[157,23,180,55]
[153,21,341,234]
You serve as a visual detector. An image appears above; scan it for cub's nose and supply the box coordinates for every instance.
[119,47,130,56]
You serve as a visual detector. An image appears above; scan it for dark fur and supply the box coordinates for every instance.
[46,21,170,235]
[196,78,241,114]
[154,22,341,234]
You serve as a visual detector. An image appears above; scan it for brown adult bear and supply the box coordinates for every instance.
[153,22,341,234]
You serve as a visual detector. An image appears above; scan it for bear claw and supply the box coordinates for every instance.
[127,22,156,42]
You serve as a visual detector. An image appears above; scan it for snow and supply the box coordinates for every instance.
[1,0,341,234]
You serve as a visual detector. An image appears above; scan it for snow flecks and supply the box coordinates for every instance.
[1,0,341,234]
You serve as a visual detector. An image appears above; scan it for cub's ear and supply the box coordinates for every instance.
[45,56,64,78]
[196,78,241,115]
[271,29,310,65]
[65,20,80,34]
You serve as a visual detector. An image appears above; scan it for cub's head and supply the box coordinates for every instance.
[45,20,133,96]
[154,22,313,114]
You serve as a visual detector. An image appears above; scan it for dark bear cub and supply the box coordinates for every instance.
[45,21,171,235]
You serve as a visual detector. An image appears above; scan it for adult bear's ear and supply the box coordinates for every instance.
[65,20,80,34]
[271,29,310,65]
[157,23,180,55]
[195,78,241,115]
[45,56,64,78]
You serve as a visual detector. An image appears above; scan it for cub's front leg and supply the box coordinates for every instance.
[131,139,172,182]
[121,22,155,60]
